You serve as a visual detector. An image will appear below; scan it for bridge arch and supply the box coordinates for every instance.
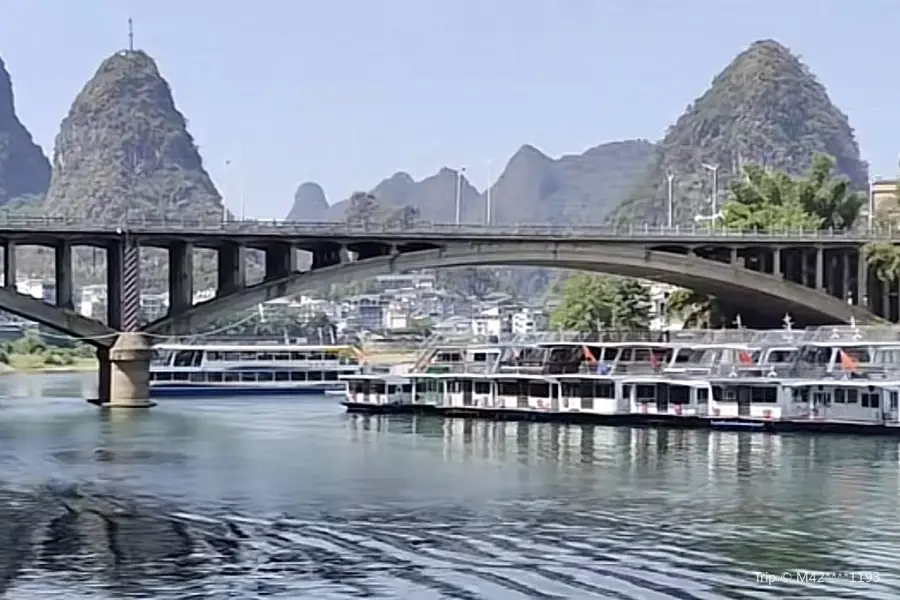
[146,242,880,335]
[0,287,116,348]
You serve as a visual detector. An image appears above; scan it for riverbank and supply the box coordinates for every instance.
[0,355,98,374]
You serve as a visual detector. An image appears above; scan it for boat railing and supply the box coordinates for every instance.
[414,362,498,375]
[802,325,900,344]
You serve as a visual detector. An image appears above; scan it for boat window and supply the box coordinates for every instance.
[473,352,487,362]
[324,371,338,381]
[173,372,189,381]
[224,372,240,382]
[846,389,858,404]
[474,381,491,394]
[173,351,198,367]
[750,387,777,403]
[618,349,632,361]
[834,388,845,403]
[209,372,223,382]
[498,381,521,396]
[274,371,289,382]
[582,397,594,410]
[595,383,614,398]
[206,351,221,361]
[636,384,655,400]
[767,349,796,363]
[799,346,831,365]
[258,353,273,361]
[891,391,899,409]
[670,385,690,404]
[792,388,809,403]
[372,382,386,394]
[862,392,881,409]
[402,384,412,394]
[258,372,273,382]
[529,382,550,398]
[722,387,736,401]
[322,352,339,361]
[697,388,709,403]
[632,349,650,362]
[239,352,257,361]
[308,371,322,381]
[290,371,305,381]
[291,352,308,361]
[240,372,255,382]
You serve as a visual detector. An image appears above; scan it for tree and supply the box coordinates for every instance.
[550,274,651,332]
[718,155,863,231]
[345,192,380,227]
[383,205,422,230]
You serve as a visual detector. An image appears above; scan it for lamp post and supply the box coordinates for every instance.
[485,160,493,226]
[666,169,675,228]
[454,167,466,225]
[702,163,719,218]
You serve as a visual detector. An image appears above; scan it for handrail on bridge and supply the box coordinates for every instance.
[0,214,896,240]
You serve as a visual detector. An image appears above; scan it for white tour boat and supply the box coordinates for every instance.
[150,341,362,398]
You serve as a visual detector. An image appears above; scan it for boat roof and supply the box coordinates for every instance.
[783,379,900,388]
[152,343,353,352]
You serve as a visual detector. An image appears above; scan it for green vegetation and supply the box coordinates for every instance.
[550,274,651,332]
[611,39,868,226]
[0,331,97,372]
[664,155,869,326]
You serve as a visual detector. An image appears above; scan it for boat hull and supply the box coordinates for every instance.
[341,403,900,436]
[151,383,342,398]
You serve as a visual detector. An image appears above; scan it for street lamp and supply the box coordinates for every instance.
[666,169,675,228]
[867,178,874,231]
[485,160,493,226]
[702,163,719,218]
[455,167,466,225]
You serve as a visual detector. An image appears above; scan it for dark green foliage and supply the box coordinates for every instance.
[42,51,224,223]
[611,40,868,226]
[550,274,651,332]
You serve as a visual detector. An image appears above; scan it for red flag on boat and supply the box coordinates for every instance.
[649,351,659,369]
[839,350,859,372]
[581,345,597,363]
[738,350,754,365]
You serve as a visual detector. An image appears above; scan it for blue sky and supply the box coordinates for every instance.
[2,0,898,218]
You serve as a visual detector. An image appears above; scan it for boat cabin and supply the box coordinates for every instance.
[781,380,900,425]
[343,373,412,406]
[705,378,787,420]
[622,376,712,417]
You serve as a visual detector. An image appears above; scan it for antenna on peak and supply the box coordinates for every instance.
[127,17,135,51]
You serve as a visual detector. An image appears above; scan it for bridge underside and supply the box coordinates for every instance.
[146,243,880,335]
[0,287,116,347]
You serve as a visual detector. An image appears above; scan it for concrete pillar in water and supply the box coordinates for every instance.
[107,332,155,408]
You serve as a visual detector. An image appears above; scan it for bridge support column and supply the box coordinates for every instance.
[841,252,850,302]
[105,332,154,408]
[168,242,194,314]
[312,243,348,270]
[54,241,73,309]
[814,247,824,291]
[106,241,141,331]
[772,247,781,278]
[264,242,297,281]
[3,241,15,288]
[97,347,110,404]
[216,243,246,297]
[858,250,868,307]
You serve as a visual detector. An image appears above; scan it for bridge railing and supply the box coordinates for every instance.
[0,214,899,239]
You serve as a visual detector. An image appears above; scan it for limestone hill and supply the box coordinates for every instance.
[0,56,51,207]
[610,39,868,225]
[43,50,224,222]
[289,140,655,225]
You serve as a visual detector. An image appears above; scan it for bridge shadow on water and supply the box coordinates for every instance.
[1,408,900,598]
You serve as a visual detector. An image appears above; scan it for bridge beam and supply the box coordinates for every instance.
[144,243,883,336]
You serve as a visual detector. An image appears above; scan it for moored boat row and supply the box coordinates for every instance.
[341,323,900,435]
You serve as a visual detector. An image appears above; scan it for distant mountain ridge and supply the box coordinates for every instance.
[0,56,51,206]
[288,139,656,225]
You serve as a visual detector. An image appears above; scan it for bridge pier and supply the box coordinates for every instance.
[168,242,194,314]
[97,332,154,409]
[264,242,297,281]
[3,241,15,288]
[54,241,74,309]
[216,243,246,296]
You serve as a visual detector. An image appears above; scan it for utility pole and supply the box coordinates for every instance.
[702,163,719,218]
[666,169,675,228]
[127,18,134,51]
[455,167,466,225]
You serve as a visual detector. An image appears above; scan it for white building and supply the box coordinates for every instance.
[471,306,502,337]
[511,308,547,334]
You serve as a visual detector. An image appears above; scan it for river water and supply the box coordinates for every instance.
[0,373,896,599]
